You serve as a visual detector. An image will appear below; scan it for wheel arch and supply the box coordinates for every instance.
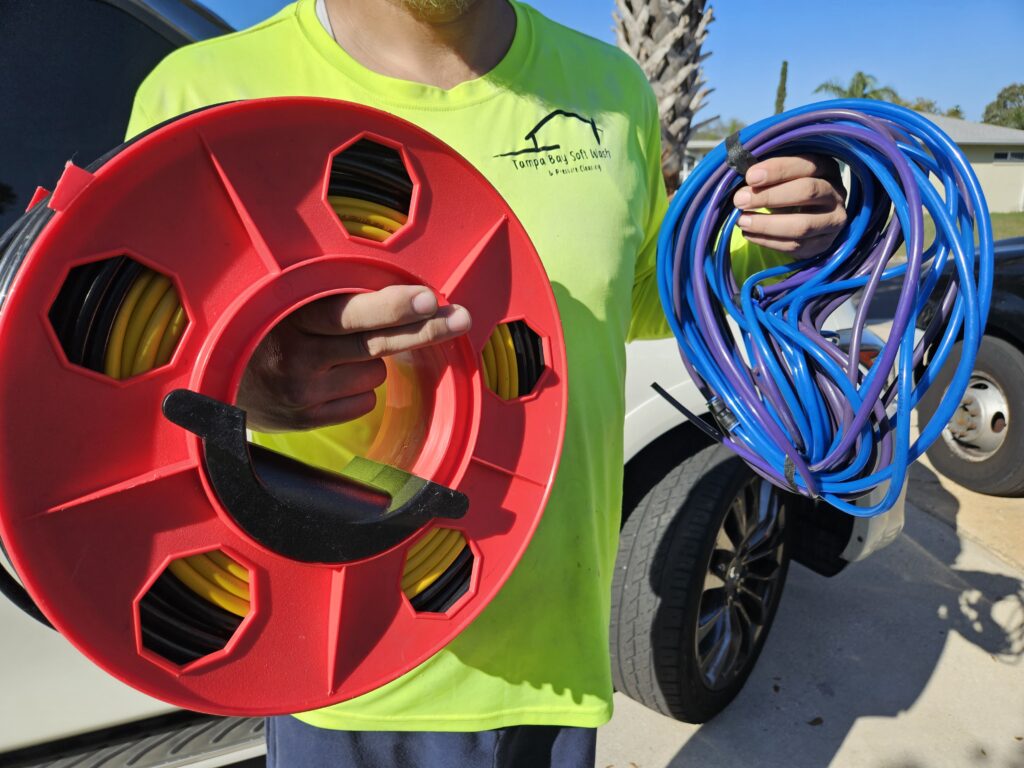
[621,417,855,576]
[622,419,714,528]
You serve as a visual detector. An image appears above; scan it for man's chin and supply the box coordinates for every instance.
[397,0,481,21]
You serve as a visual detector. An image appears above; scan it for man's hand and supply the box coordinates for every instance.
[238,285,471,432]
[732,154,847,259]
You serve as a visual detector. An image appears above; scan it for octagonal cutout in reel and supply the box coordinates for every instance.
[0,98,567,715]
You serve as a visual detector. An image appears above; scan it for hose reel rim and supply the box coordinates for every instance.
[0,97,568,714]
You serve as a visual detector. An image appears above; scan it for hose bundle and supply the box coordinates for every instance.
[657,99,993,515]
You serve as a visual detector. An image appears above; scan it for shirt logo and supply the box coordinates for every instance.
[495,110,612,177]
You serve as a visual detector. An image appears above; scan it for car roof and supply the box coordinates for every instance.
[102,0,232,45]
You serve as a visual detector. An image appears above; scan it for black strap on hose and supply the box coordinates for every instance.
[784,456,798,491]
[651,382,724,443]
[725,131,757,178]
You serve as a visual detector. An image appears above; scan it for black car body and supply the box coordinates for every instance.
[917,237,1024,340]
[917,237,1024,496]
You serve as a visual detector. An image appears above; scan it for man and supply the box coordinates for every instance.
[127,1,847,765]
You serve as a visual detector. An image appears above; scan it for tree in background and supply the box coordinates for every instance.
[814,73,964,118]
[694,117,746,140]
[814,71,899,102]
[614,0,715,192]
[906,97,940,113]
[900,97,964,118]
[775,60,788,114]
[983,83,1024,131]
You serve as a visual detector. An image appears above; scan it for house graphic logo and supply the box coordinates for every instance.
[495,109,612,178]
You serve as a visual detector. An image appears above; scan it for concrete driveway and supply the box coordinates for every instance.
[597,460,1024,768]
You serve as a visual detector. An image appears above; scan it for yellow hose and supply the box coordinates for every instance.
[167,558,249,618]
[186,552,250,601]
[402,530,465,596]
[328,195,408,224]
[497,322,518,399]
[130,287,179,375]
[492,329,511,400]
[207,549,250,582]
[404,528,458,573]
[340,221,393,242]
[121,274,171,375]
[331,205,402,233]
[104,270,154,378]
[329,198,406,243]
[154,305,187,367]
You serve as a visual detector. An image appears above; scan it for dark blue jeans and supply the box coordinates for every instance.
[266,715,597,768]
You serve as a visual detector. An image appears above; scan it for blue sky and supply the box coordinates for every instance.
[208,0,1023,125]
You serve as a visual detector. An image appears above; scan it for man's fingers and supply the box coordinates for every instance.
[242,285,471,432]
[295,304,471,365]
[737,207,846,241]
[291,285,439,335]
[361,304,472,358]
[733,177,841,211]
[275,359,387,410]
[744,154,838,188]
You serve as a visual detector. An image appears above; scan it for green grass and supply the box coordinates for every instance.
[892,211,1024,261]
[991,212,1024,240]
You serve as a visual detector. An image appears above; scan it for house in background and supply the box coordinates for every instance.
[680,137,717,182]
[683,114,1024,213]
[919,113,1024,213]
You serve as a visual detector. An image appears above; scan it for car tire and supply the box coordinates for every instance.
[610,443,790,723]
[918,335,1024,496]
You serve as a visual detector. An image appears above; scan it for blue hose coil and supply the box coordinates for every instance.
[656,99,994,516]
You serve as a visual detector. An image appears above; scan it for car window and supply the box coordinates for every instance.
[0,0,178,232]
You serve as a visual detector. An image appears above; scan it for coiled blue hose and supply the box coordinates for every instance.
[657,99,993,516]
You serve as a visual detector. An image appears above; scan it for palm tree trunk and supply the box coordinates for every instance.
[614,0,715,192]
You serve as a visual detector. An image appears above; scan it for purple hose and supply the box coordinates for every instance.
[658,100,993,513]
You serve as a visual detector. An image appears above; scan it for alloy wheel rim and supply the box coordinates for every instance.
[695,475,787,691]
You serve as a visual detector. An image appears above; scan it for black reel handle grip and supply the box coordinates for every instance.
[161,389,468,564]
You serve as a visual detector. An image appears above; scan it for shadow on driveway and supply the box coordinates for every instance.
[663,462,1024,768]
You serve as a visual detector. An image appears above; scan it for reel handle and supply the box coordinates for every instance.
[161,389,468,564]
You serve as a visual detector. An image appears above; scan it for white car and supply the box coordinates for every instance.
[0,1,904,763]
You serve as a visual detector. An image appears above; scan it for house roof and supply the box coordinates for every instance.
[917,113,1024,146]
[687,138,719,151]
[685,112,1024,152]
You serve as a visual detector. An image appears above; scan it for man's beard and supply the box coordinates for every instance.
[398,0,479,17]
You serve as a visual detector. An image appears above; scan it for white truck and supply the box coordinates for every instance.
[0,1,904,764]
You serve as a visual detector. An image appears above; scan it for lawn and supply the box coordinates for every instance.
[892,211,1023,261]
[919,211,1024,246]
[991,212,1024,241]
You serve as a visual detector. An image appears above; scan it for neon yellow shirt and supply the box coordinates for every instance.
[127,0,771,731]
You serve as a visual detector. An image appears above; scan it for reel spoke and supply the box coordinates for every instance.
[16,466,224,636]
[326,555,407,693]
[440,217,517,351]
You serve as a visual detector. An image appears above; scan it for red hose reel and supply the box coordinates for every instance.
[0,98,567,715]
